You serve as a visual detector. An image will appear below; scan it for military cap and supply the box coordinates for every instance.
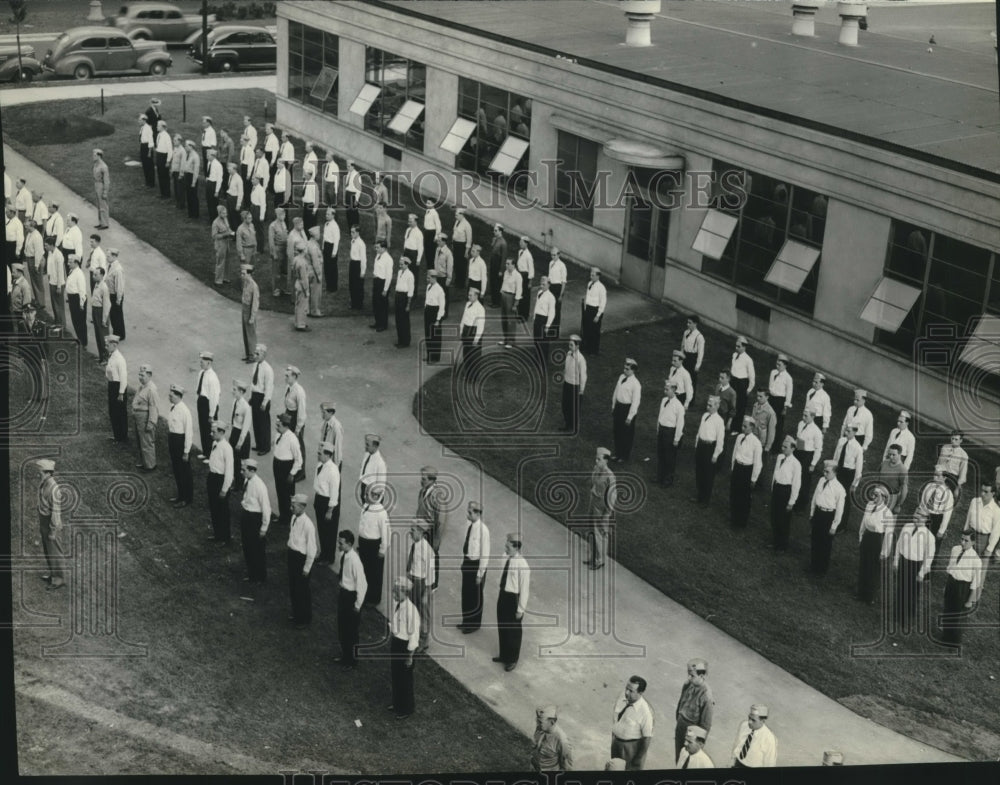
[854,388,867,398]
[687,658,708,672]
[244,459,258,471]
[212,421,228,433]
[255,343,267,353]
[139,364,153,373]
[291,493,308,505]
[686,725,708,742]
[319,441,335,455]
[233,379,249,391]
[750,704,769,718]
[36,459,55,472]
[320,402,336,413]
[276,413,292,426]
[170,384,185,395]
[822,751,844,765]
[285,365,300,376]
[200,351,214,361]
[106,334,120,344]
[596,447,612,459]
[394,576,413,590]
[822,459,838,470]
[11,263,24,273]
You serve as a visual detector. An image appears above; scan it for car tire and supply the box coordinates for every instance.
[220,59,236,72]
[17,69,33,83]
[149,61,167,76]
[73,64,92,80]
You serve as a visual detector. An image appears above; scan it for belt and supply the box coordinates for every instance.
[613,735,641,743]
[735,460,754,467]
[817,506,835,512]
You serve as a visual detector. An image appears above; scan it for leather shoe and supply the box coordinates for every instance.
[491,656,504,663]
[461,626,477,635]
[47,580,66,590]
[504,662,517,672]
[395,713,411,720]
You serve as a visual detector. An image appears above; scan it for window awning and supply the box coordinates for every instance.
[959,314,1000,375]
[309,67,338,102]
[859,277,922,332]
[765,239,821,293]
[440,117,477,155]
[348,83,381,116]
[489,136,530,176]
[692,209,738,260]
[387,100,424,135]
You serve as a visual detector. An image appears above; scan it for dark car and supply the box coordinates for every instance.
[43,26,172,80]
[111,2,213,44]
[0,44,43,82]
[188,25,276,72]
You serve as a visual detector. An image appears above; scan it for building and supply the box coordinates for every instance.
[276,0,1000,433]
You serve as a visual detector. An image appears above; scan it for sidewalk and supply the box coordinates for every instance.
[3,77,959,770]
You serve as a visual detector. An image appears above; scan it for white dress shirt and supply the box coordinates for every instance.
[501,268,523,299]
[584,279,607,317]
[858,502,895,556]
[423,207,441,236]
[920,481,954,537]
[403,225,424,263]
[612,374,641,421]
[425,282,446,319]
[965,497,1000,556]
[548,258,567,286]
[811,476,846,529]
[499,553,530,615]
[373,250,393,293]
[167,400,194,455]
[407,536,435,583]
[894,523,936,577]
[730,351,756,391]
[283,382,307,423]
[105,349,127,393]
[731,721,777,767]
[657,396,685,438]
[832,437,864,486]
[358,503,390,555]
[516,248,534,278]
[272,429,303,475]
[201,126,217,149]
[65,266,87,302]
[208,439,234,493]
[842,405,874,450]
[250,359,274,406]
[390,597,420,649]
[468,254,487,292]
[767,369,793,405]
[350,236,367,276]
[677,748,714,769]
[795,421,823,467]
[533,288,556,327]
[338,548,367,609]
[611,695,654,741]
[667,365,694,406]
[395,267,415,297]
[946,546,983,595]
[314,459,341,500]
[884,427,916,470]
[46,249,66,286]
[45,212,65,246]
[731,432,763,482]
[696,412,726,460]
[207,158,224,194]
[938,445,968,486]
[359,449,387,490]
[287,512,318,572]
[241,474,272,532]
[197,368,221,415]
[322,217,341,251]
[771,453,802,507]
[62,224,83,259]
[463,518,490,578]
[460,300,486,342]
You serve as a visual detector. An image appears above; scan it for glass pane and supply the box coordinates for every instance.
[886,222,929,285]
[626,199,653,261]
[653,208,670,268]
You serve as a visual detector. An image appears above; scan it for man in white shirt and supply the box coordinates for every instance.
[730,416,763,528]
[272,413,304,527]
[467,243,487,300]
[922,465,955,540]
[533,276,557,367]
[344,161,361,227]
[856,484,894,604]
[494,533,530,672]
[239,458,271,583]
[183,141,201,219]
[459,501,490,632]
[282,365,308,471]
[562,335,588,432]
[348,225,367,311]
[515,236,534,321]
[452,208,473,288]
[61,212,83,262]
[358,433,387,506]
[155,120,173,198]
[200,116,217,175]
[422,198,441,270]
[965,482,1000,560]
[656,380,684,486]
[321,152,338,206]
[166,384,194,507]
[770,435,802,550]
[458,287,486,379]
[287,493,318,628]
[498,258,523,348]
[424,271,446,362]
[804,372,832,434]
[357,488,389,607]
[91,267,111,363]
[263,123,280,181]
[322,208,340,293]
[334,530,367,669]
[767,354,793,454]
[43,202,65,249]
[667,350,694,409]
[14,177,32,222]
[810,460,846,575]
[893,510,936,632]
[370,239,393,331]
[676,725,714,769]
[44,239,66,328]
[433,233,454,318]
[940,531,983,645]
[581,266,608,356]
[841,389,874,452]
[65,255,88,346]
[104,334,128,442]
[832,424,864,530]
[195,351,221,458]
[547,247,568,337]
[406,520,435,653]
[5,202,24,262]
[793,408,824,511]
[206,422,235,544]
[394,257,415,348]
[313,441,341,564]
[731,704,777,768]
[883,410,916,471]
[388,577,420,719]
[693,395,725,505]
[729,335,756,435]
[205,149,225,221]
[611,357,641,462]
[248,343,274,454]
[610,676,654,770]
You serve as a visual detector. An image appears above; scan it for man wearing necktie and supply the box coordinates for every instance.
[334,531,367,669]
[458,288,486,381]
[406,521,435,654]
[195,351,220,458]
[313,441,341,564]
[388,577,419,720]
[282,365,307,478]
[229,380,252,491]
[358,434,387,507]
[424,271,446,363]
[531,705,574,772]
[731,704,776,767]
[610,676,653,770]
[166,384,194,507]
[581,267,607,356]
[692,395,725,505]
[532,276,556,368]
[416,466,447,591]
[286,493,318,629]
[458,501,490,633]
[809,461,846,575]
[272,413,303,527]
[206,422,234,544]
[940,531,983,645]
[770,436,802,550]
[357,489,389,607]
[493,533,530,672]
[610,358,641,462]
[730,417,764,527]
[249,344,274,455]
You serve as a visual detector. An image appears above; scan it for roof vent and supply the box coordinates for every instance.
[791,3,822,38]
[837,1,867,47]
[620,0,661,47]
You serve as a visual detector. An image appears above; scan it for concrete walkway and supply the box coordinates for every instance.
[3,77,958,770]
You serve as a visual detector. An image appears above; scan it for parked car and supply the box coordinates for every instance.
[188,25,276,72]
[111,2,213,44]
[0,44,43,82]
[43,27,172,80]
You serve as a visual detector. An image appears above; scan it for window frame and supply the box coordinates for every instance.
[362,47,425,153]
[553,130,601,226]
[455,77,531,194]
[286,20,339,118]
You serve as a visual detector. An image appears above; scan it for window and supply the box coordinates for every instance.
[554,131,600,225]
[108,37,131,48]
[287,21,338,117]
[166,10,182,19]
[362,47,425,153]
[80,38,106,49]
[455,77,531,193]
[873,222,1000,393]
[225,32,253,46]
[699,161,827,315]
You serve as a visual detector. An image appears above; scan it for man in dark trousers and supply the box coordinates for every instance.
[388,577,419,719]
[166,384,194,507]
[493,533,530,672]
[334,531,367,669]
[458,501,490,633]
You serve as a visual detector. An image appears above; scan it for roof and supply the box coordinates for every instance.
[378,0,1000,178]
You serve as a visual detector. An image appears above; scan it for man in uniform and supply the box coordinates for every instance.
[282,365,307,473]
[586,447,616,571]
[729,336,755,434]
[334,530,367,669]
[610,358,641,462]
[458,500,490,633]
[515,236,534,322]
[406,520,435,654]
[182,141,201,220]
[322,207,340,293]
[402,213,424,295]
[132,364,159,471]
[458,287,486,379]
[212,205,235,287]
[235,211,257,283]
[15,303,49,403]
[731,704,777,767]
[610,676,654,770]
[531,705,574,772]
[273,413,304,527]
[467,244,487,301]
[751,389,777,459]
[547,247,568,337]
[290,241,311,331]
[167,384,194,507]
[883,410,916,471]
[452,208,472,289]
[878,443,909,515]
[357,488,389,607]
[106,248,126,340]
[676,726,713,769]
[287,493,318,629]
[22,219,46,310]
[766,354,793,452]
[105,334,128,443]
[240,264,259,361]
[770,436,802,550]
[532,276,556,367]
[656,381,684,486]
[313,441,341,564]
[415,465,446,591]
[268,207,289,297]
[92,149,111,228]
[433,233,455,318]
[394,256,414,348]
[674,658,714,759]
[195,351,221,458]
[832,424,864,530]
[228,380,252,491]
[10,263,32,315]
[371,239,393,331]
[498,258,523,349]
[44,239,65,328]
[424,270,446,363]
[562,335,587,432]
[692,395,726,506]
[306,226,324,317]
[494,533,530,672]
[205,149,224,220]
[239,459,271,584]
[249,344,274,454]
[64,255,88,347]
[804,372,832,437]
[810,460,847,575]
[488,223,507,308]
[581,267,607,356]
[348,225,367,311]
[793,408,824,511]
[37,459,67,590]
[388,577,419,719]
[206,421,235,544]
[730,416,764,528]
[840,389,875,455]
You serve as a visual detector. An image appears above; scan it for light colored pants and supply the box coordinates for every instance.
[133,411,156,468]
[294,285,308,328]
[95,186,109,226]
[309,276,322,315]
[214,240,229,284]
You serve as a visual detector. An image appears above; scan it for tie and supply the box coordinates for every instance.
[285,385,291,404]
[821,479,828,492]
[739,730,754,760]
[338,552,345,580]
[231,401,238,423]
[362,453,371,478]
[464,522,474,558]
[682,755,689,769]
[170,404,175,412]
[739,434,746,447]
[252,363,260,384]
[777,455,784,472]
[406,542,415,574]
[588,281,594,291]
[617,703,630,722]
[197,371,204,396]
[500,557,510,591]
[837,440,848,470]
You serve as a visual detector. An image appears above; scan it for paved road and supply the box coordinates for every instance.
[3,75,961,772]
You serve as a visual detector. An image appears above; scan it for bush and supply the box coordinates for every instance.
[248,3,263,19]
[262,2,277,16]
[235,4,248,20]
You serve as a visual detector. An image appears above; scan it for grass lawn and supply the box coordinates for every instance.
[10,343,527,775]
[419,314,1000,761]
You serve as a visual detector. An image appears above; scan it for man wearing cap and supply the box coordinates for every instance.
[44,239,65,328]
[532,276,557,367]
[406,520,435,654]
[321,150,338,208]
[212,205,235,287]
[841,389,874,453]
[893,510,936,632]
[236,210,257,280]
[940,530,984,645]
[531,705,574,772]
[357,488,389,607]
[586,448,616,571]
[329,532,367,669]
[611,358,641,462]
[313,441,342,564]
[394,256,415,348]
[402,213,424,290]
[195,352,221,458]
[515,236,534,322]
[44,201,64,251]
[273,413,304,527]
[305,226,324,316]
[883,411,916,471]
[667,351,693,410]
[767,355,793,453]
[494,533,530,671]
[61,212,83,263]
[229,380,252,491]
[155,120,173,198]
[729,336,755,435]
[562,335,587,432]
[170,133,187,209]
[424,270,446,362]
[498,258,523,349]
[488,224,507,309]
[467,244,487,303]
[91,267,111,363]
[457,501,490,632]
[793,408,823,512]
[804,373,831,434]
[106,249,126,340]
[611,676,653,770]
[450,208,471,287]
[920,466,956,541]
[547,249,568,338]
[201,116,217,177]
[13,177,32,223]
[248,344,274,454]
[269,208,290,298]
[832,424,864,531]
[322,208,341,293]
[770,436,802,550]
[388,576,419,719]
[751,389,777,458]
[15,303,49,403]
[675,659,714,759]
[5,202,24,263]
[105,335,128,443]
[318,403,344,469]
[92,149,111,228]
[358,434,386,505]
[263,123,278,176]
[731,704,776,767]
[422,198,441,269]
[579,267,608,356]
[240,264,260,362]
[206,422,235,544]
[37,459,67,590]
[132,364,159,471]
[224,163,244,232]
[23,219,46,310]
[810,461,846,575]
[877,444,909,515]
[458,288,486,378]
[10,263,32,316]
[857,484,894,604]
[239,459,271,583]
[287,493,318,628]
[371,239,393,331]
[290,241,311,331]
[282,366,307,471]
[348,225,367,311]
[206,150,225,221]
[167,384,194,506]
[676,725,713,768]
[730,416,764,527]
[183,141,201,220]
[416,466,446,591]
[65,255,88,346]
[656,382,684,487]
[145,97,163,130]
[432,233,454,318]
[693,395,726,505]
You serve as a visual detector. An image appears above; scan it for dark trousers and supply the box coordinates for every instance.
[287,548,311,624]
[373,279,389,328]
[695,439,718,503]
[770,397,787,453]
[141,147,155,186]
[424,309,441,362]
[68,293,87,346]
[461,558,484,629]
[207,472,231,542]
[453,245,468,288]
[240,510,266,582]
[682,352,699,397]
[206,185,220,221]
[390,635,415,716]
[156,153,170,197]
[792,450,814,511]
[168,433,193,502]
[489,259,503,307]
[500,292,517,344]
[250,392,270,452]
[337,588,360,664]
[359,537,383,606]
[109,294,125,340]
[395,293,411,347]
[273,458,295,525]
[730,462,754,527]
[562,382,581,431]
[532,314,549,367]
[581,303,601,355]
[518,272,531,320]
[770,483,793,549]
[39,515,66,584]
[173,172,186,208]
[49,284,66,327]
[857,529,884,603]
[460,328,481,380]
[895,557,923,632]
[656,425,679,484]
[107,382,128,442]
[229,429,250,490]
[940,576,972,644]
[810,509,835,574]
[197,396,212,455]
[185,174,199,218]
[496,590,522,664]
[612,401,635,460]
[226,196,242,232]
[349,259,363,310]
[732,377,749,430]
[92,307,107,361]
[549,283,563,336]
[836,467,858,532]
[323,240,338,291]
[314,495,335,562]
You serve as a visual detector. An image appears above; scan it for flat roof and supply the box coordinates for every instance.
[377,0,1000,178]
